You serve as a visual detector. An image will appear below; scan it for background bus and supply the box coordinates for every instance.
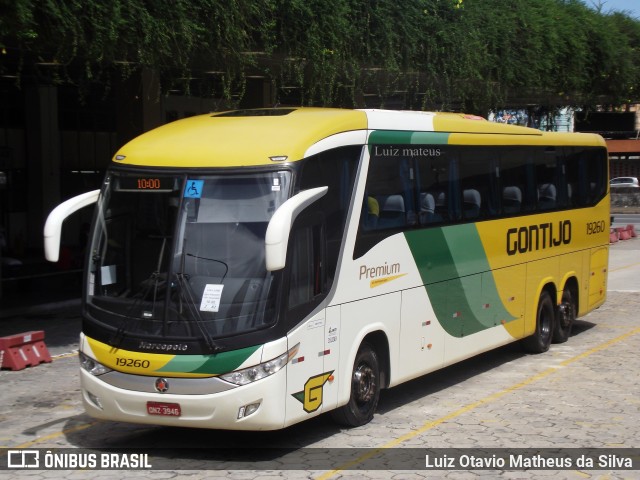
[44,108,609,430]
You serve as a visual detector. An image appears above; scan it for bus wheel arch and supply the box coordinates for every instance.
[521,286,555,354]
[361,330,390,389]
[331,331,389,427]
[553,278,578,343]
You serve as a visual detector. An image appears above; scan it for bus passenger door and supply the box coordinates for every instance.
[283,218,333,425]
[321,305,341,411]
[285,310,328,426]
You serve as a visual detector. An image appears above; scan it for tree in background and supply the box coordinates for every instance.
[2,0,640,113]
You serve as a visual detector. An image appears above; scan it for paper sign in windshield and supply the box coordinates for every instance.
[200,284,224,312]
[101,265,117,285]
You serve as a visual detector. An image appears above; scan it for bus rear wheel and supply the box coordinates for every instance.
[521,290,554,353]
[553,287,576,343]
[331,343,380,427]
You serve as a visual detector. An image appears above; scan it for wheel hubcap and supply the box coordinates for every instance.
[353,364,375,404]
[558,303,570,327]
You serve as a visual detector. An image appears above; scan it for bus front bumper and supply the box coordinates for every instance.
[80,368,287,431]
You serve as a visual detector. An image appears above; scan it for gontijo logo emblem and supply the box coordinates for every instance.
[359,261,406,288]
[292,371,334,413]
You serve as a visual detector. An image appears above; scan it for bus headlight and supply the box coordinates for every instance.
[79,352,112,376]
[221,343,299,386]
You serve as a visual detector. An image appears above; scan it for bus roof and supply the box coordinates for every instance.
[112,108,605,168]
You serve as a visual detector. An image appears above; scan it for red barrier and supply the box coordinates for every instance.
[0,331,52,371]
[614,227,632,240]
[610,230,619,243]
[627,224,637,238]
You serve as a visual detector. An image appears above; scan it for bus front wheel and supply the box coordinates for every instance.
[331,342,380,427]
[521,290,555,353]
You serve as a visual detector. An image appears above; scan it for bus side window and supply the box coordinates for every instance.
[416,153,450,226]
[458,152,494,221]
[419,192,437,224]
[377,194,406,229]
[364,195,380,229]
[502,186,522,214]
[299,145,360,283]
[521,161,537,212]
[564,147,609,207]
[288,221,324,313]
[463,189,481,219]
[537,183,557,210]
[535,148,558,211]
[434,191,447,221]
[500,149,535,213]
[361,154,416,231]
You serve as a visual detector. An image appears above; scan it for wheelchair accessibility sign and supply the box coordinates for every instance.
[184,180,204,198]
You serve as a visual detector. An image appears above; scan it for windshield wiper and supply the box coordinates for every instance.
[185,253,228,283]
[111,236,169,347]
[173,272,220,353]
[172,240,221,353]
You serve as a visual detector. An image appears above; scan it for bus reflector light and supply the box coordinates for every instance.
[238,402,261,419]
[85,390,103,410]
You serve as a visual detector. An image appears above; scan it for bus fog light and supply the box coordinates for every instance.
[238,402,261,419]
[85,390,103,410]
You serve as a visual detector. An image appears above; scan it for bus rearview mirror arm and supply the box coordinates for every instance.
[44,189,100,262]
[265,186,328,271]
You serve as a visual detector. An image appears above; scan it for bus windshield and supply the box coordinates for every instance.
[86,170,291,348]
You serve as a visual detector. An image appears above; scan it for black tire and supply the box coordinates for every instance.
[331,343,380,427]
[521,290,555,353]
[553,286,576,343]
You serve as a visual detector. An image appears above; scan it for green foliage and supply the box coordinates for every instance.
[1,0,640,111]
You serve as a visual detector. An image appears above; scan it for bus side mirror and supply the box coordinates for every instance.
[265,186,328,271]
[44,189,100,262]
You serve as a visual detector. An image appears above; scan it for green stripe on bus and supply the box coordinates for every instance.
[405,225,516,337]
[156,344,261,375]
[410,132,450,144]
[368,131,450,145]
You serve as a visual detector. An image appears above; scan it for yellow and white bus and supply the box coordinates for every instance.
[44,108,609,430]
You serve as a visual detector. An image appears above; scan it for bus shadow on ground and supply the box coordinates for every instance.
[376,318,597,415]
[62,409,343,450]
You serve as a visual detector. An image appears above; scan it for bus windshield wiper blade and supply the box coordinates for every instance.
[110,236,169,347]
[171,238,221,352]
[174,272,221,353]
